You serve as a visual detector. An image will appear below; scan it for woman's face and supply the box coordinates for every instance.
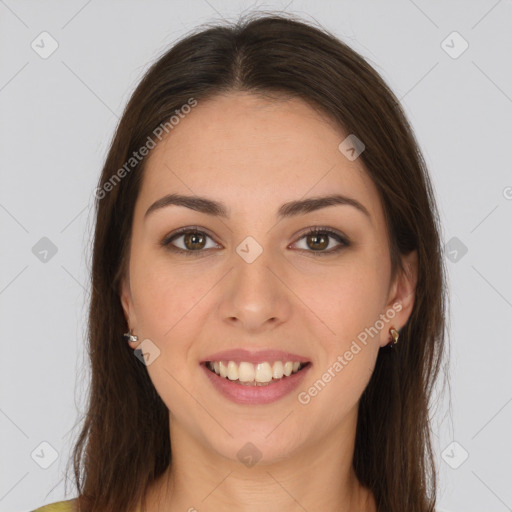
[121,92,416,464]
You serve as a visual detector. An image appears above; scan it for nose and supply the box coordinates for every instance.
[216,246,293,333]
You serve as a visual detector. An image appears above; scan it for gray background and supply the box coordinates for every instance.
[1,1,511,511]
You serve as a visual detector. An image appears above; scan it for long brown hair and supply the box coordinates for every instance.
[68,11,449,512]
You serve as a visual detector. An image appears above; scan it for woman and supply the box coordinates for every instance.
[32,11,447,512]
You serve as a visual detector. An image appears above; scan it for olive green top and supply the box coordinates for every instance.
[31,498,143,511]
[31,499,78,512]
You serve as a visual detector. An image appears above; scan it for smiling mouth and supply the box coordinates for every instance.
[203,360,311,386]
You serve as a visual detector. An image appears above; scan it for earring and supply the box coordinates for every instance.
[124,330,138,343]
[387,327,399,347]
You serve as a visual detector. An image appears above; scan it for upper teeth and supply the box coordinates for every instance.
[207,360,304,383]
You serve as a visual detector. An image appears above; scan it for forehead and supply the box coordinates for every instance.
[136,92,383,225]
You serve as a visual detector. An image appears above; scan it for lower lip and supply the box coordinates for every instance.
[200,363,312,405]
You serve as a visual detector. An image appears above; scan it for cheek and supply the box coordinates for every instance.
[304,257,389,404]
[297,270,384,415]
[129,250,210,339]
[129,257,208,413]
[291,255,387,404]
[295,255,388,341]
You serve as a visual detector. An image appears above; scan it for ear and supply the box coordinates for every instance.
[379,249,418,348]
[120,273,139,348]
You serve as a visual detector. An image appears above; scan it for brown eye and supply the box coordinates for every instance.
[183,231,206,250]
[292,227,350,255]
[306,232,329,251]
[162,227,219,255]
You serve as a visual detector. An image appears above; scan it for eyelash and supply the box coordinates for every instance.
[161,226,350,257]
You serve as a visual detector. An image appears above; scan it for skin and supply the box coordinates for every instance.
[120,91,417,512]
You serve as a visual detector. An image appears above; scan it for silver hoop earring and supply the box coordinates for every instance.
[123,330,138,343]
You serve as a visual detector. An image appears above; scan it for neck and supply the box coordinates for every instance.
[142,409,376,512]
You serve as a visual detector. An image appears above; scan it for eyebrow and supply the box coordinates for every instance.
[144,193,371,221]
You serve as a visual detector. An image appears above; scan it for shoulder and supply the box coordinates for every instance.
[31,498,78,512]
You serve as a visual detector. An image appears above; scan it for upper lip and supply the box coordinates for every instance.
[200,348,310,365]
